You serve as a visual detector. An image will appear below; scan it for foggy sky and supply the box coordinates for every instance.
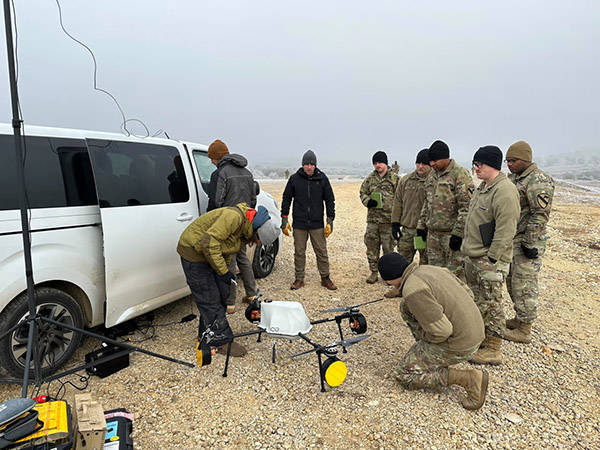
[1,0,599,167]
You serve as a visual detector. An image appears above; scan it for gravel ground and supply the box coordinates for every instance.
[1,180,599,449]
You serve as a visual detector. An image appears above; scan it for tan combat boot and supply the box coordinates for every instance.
[470,335,502,365]
[384,286,400,298]
[448,368,489,410]
[501,321,532,344]
[505,317,519,329]
[366,272,379,284]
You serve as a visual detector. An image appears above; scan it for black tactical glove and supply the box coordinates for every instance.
[416,228,427,242]
[218,271,235,285]
[391,222,402,240]
[521,244,539,259]
[488,256,497,264]
[449,234,463,251]
[366,199,378,208]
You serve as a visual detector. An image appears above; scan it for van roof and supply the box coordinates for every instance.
[0,123,208,151]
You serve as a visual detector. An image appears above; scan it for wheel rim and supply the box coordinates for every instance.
[11,303,76,370]
[258,242,276,273]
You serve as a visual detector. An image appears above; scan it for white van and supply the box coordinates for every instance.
[0,124,282,377]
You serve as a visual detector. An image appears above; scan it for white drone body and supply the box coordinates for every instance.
[258,301,313,338]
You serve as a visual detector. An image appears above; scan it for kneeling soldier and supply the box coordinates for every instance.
[378,252,488,410]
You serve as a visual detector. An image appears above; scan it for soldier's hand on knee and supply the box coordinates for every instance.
[520,244,539,259]
[392,222,402,240]
[449,234,462,251]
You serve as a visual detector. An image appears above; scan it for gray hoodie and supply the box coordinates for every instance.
[214,153,256,209]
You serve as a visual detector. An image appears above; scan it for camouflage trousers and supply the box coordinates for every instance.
[364,222,395,272]
[427,230,464,280]
[395,340,478,390]
[507,242,546,324]
[396,227,428,264]
[396,301,477,389]
[464,256,509,337]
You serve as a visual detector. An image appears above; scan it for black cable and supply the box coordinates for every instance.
[53,0,156,138]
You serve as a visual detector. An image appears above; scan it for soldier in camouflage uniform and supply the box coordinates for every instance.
[416,140,474,280]
[502,141,555,344]
[462,146,520,365]
[360,151,399,283]
[392,149,431,263]
[391,160,400,174]
[378,252,488,410]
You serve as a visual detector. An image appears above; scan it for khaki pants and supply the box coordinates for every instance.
[293,228,329,280]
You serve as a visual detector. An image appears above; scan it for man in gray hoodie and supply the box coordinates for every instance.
[207,139,258,311]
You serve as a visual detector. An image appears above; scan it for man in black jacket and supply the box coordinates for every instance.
[281,150,337,290]
[206,139,259,311]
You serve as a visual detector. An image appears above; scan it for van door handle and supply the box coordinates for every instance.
[176,213,194,222]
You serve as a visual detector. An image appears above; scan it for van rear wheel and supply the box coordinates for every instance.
[0,287,84,378]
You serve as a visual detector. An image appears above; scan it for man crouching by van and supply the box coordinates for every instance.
[177,203,279,357]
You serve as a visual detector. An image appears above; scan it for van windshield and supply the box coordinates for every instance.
[192,151,216,194]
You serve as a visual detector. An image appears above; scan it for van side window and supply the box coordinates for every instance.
[87,139,190,207]
[0,135,97,210]
[192,151,216,194]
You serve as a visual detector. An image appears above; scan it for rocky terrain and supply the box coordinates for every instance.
[1,180,599,449]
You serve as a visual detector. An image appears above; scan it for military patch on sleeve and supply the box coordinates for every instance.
[468,186,474,197]
[536,192,550,209]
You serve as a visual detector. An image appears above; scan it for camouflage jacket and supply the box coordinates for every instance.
[462,172,520,263]
[509,163,555,247]
[417,159,474,237]
[359,168,399,223]
[391,170,428,229]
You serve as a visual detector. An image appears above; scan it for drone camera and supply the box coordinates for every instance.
[245,303,261,323]
[322,357,348,387]
[349,313,367,334]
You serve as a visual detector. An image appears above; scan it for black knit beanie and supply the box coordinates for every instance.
[473,146,502,170]
[428,140,450,161]
[372,151,388,165]
[415,148,430,165]
[378,252,410,281]
[302,150,317,166]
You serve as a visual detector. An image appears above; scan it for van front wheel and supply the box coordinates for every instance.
[0,287,84,378]
[252,240,278,279]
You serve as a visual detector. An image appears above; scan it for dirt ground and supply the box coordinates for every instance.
[1,180,599,449]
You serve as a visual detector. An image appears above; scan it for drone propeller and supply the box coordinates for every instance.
[291,334,371,358]
[320,297,384,313]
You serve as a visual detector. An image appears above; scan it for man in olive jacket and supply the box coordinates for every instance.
[461,146,520,365]
[177,203,279,357]
[359,151,398,284]
[416,140,474,280]
[378,252,488,410]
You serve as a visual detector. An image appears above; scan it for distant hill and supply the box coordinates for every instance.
[537,150,600,181]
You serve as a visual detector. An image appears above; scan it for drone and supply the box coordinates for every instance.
[196,292,384,392]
